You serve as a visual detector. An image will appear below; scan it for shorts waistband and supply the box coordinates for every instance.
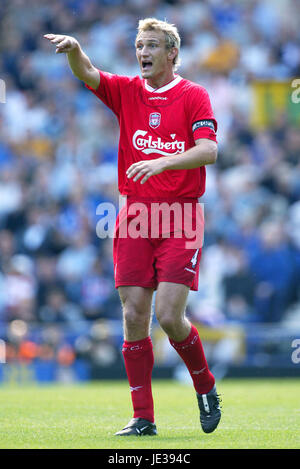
[125,196,199,203]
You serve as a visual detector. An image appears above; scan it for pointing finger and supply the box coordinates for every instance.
[44,34,56,41]
[50,36,65,45]
[55,38,68,48]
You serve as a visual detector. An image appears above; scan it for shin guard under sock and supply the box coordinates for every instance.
[169,324,215,394]
[122,336,154,423]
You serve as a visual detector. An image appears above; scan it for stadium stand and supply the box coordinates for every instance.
[0,0,300,382]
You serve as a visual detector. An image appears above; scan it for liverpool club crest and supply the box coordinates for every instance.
[149,112,161,129]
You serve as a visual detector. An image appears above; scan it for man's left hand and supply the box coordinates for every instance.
[126,158,167,184]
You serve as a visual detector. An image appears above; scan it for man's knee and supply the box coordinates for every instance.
[118,287,154,340]
[156,308,178,335]
[120,291,152,328]
[123,307,150,328]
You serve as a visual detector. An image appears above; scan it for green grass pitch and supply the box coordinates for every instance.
[0,378,299,449]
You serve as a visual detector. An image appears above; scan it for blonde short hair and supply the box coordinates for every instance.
[136,18,181,70]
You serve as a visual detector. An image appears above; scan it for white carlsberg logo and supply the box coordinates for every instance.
[133,130,185,156]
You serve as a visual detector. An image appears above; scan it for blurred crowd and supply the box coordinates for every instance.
[0,0,300,364]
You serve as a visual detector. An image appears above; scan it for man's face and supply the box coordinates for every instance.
[135,30,175,81]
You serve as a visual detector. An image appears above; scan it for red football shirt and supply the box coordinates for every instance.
[86,71,217,198]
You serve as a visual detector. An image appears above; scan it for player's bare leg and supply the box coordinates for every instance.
[155,282,190,341]
[155,281,221,433]
[118,286,154,341]
[115,286,157,436]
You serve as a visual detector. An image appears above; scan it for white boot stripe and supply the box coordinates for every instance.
[202,394,210,413]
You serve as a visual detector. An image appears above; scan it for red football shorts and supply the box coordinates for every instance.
[113,197,204,291]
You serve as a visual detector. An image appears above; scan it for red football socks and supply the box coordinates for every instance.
[122,336,155,423]
[169,324,215,394]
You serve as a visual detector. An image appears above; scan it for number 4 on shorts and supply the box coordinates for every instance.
[190,248,200,268]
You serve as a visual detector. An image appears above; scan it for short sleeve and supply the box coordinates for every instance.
[186,86,218,143]
[85,70,131,117]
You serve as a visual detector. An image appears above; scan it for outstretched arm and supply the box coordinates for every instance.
[44,34,100,90]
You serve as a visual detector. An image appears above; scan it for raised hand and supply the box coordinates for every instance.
[44,34,79,54]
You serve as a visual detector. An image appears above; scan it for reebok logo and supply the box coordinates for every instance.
[148,96,168,100]
[130,386,143,392]
[184,267,196,274]
[192,367,206,375]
